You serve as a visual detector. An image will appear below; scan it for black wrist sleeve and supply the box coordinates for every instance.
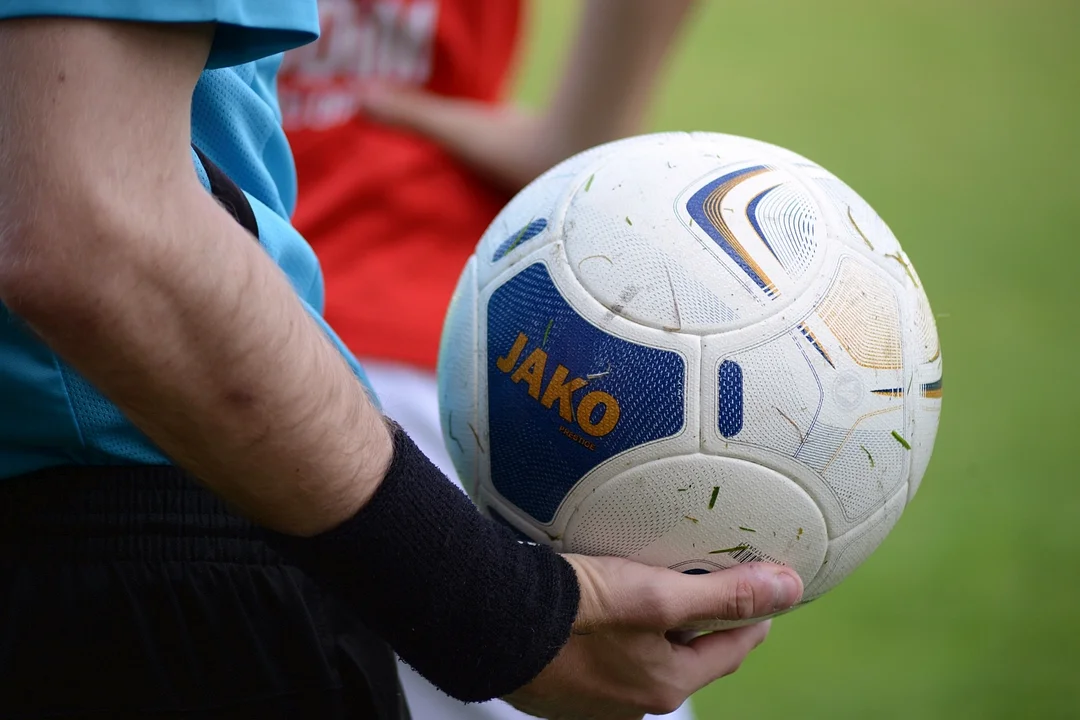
[265,421,580,703]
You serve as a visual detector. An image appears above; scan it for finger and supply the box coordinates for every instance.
[661,563,803,627]
[675,620,772,687]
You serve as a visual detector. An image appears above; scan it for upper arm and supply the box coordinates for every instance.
[0,19,213,283]
[0,0,320,272]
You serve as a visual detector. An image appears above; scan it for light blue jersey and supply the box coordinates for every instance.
[0,1,373,478]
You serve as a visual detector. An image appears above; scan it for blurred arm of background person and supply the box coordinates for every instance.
[358,0,697,192]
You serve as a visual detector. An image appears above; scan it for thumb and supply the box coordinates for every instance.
[664,563,803,628]
[565,556,803,632]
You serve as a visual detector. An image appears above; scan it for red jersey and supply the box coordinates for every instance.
[280,0,522,370]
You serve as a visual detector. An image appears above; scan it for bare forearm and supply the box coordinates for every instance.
[3,180,390,535]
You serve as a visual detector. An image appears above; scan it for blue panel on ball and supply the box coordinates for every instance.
[718,360,744,438]
[492,218,548,262]
[487,263,686,524]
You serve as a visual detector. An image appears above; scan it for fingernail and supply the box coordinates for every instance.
[773,571,802,610]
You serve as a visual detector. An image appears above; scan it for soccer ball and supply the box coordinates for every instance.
[437,132,941,624]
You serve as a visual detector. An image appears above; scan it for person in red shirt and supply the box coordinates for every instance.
[282,2,700,718]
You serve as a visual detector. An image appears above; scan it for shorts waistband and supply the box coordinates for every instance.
[0,465,276,564]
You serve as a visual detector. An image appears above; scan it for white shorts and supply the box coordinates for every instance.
[362,359,696,720]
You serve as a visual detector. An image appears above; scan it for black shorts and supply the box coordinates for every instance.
[0,466,411,720]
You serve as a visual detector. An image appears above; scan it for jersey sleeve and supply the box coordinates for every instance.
[0,0,319,68]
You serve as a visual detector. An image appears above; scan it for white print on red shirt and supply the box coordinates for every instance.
[279,0,439,130]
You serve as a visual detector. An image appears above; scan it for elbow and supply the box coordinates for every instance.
[0,211,63,323]
[0,187,142,327]
[0,253,84,329]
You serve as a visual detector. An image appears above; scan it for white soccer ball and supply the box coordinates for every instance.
[437,132,942,625]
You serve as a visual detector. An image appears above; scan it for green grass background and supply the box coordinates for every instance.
[515,2,1080,718]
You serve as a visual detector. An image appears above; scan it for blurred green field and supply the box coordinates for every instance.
[517,2,1080,718]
